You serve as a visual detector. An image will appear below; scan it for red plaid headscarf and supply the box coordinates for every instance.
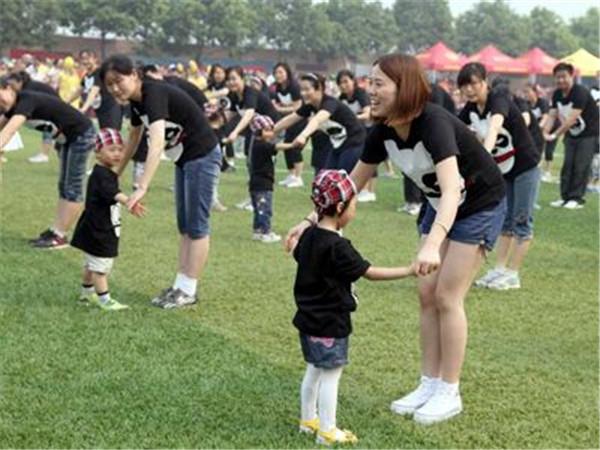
[250,114,275,133]
[311,170,357,217]
[95,128,123,152]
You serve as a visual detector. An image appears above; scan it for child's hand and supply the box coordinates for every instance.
[292,135,307,149]
[130,201,146,218]
[127,186,147,211]
[261,129,275,141]
[275,142,294,152]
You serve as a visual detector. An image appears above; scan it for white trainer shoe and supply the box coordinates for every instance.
[252,231,282,243]
[28,153,49,163]
[563,200,584,210]
[390,376,438,415]
[413,383,462,425]
[550,199,565,208]
[357,190,376,203]
[286,176,304,188]
[474,268,505,288]
[487,271,521,290]
[278,175,293,186]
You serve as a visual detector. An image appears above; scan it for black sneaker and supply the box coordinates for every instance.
[161,288,198,309]
[28,228,54,245]
[30,230,69,249]
[150,287,173,307]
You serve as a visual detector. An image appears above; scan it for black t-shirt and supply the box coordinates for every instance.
[130,80,218,166]
[515,96,544,156]
[293,226,371,338]
[81,68,118,113]
[207,80,226,92]
[531,97,549,123]
[296,95,366,151]
[164,76,208,111]
[552,84,600,139]
[459,91,540,179]
[228,86,280,122]
[339,87,370,115]
[71,165,121,258]
[430,84,456,115]
[362,103,505,220]
[4,91,91,142]
[22,79,58,97]
[275,81,301,106]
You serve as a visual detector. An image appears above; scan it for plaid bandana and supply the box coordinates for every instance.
[250,114,275,133]
[311,170,357,216]
[95,128,123,152]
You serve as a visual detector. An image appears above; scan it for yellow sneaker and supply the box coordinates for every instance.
[299,417,320,434]
[316,428,358,446]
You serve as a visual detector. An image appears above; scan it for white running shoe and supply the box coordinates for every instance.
[413,384,462,425]
[278,175,293,186]
[357,190,376,203]
[563,200,584,210]
[235,198,253,211]
[252,231,282,243]
[540,171,553,183]
[474,268,505,288]
[390,376,438,416]
[550,199,565,208]
[28,153,49,163]
[286,176,304,188]
[487,272,521,290]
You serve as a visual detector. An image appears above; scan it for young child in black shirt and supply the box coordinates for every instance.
[293,170,415,445]
[71,129,145,311]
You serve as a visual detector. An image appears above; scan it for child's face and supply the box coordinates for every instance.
[338,197,357,228]
[96,144,123,168]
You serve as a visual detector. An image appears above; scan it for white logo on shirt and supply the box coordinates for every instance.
[139,114,184,161]
[83,76,102,110]
[320,119,347,149]
[277,92,293,105]
[557,102,586,137]
[469,111,515,174]
[110,203,121,238]
[383,139,466,210]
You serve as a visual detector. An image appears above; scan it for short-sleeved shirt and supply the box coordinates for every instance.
[275,81,302,107]
[164,76,208,111]
[4,91,91,142]
[362,102,505,220]
[339,87,370,115]
[515,96,544,156]
[459,91,540,179]
[296,95,366,150]
[430,84,456,115]
[293,226,371,338]
[531,97,549,123]
[228,86,280,122]
[71,165,121,258]
[552,84,600,139]
[22,79,58,97]
[81,68,118,113]
[130,80,218,166]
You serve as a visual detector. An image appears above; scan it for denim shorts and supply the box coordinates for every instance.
[174,145,221,239]
[419,197,507,252]
[299,333,349,369]
[58,126,95,202]
[502,166,539,242]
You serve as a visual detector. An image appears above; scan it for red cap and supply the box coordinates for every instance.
[311,170,357,216]
[95,128,123,152]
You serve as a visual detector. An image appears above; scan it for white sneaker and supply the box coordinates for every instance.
[235,198,253,211]
[160,152,170,161]
[563,200,584,210]
[474,268,505,288]
[540,171,553,183]
[252,231,281,243]
[28,153,49,163]
[413,384,462,425]
[286,176,304,188]
[390,376,438,415]
[357,190,376,203]
[550,199,565,208]
[278,175,293,186]
[487,271,521,290]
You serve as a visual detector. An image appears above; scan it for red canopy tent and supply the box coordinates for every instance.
[416,41,467,72]
[468,45,528,74]
[518,47,559,75]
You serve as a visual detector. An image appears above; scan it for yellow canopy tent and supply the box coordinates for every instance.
[560,48,600,77]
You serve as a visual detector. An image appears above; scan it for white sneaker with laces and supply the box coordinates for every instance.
[413,383,462,425]
[28,153,49,163]
[563,200,583,210]
[286,176,304,188]
[278,175,293,186]
[487,271,521,290]
[357,190,376,203]
[474,268,505,288]
[390,376,438,415]
[253,231,282,243]
[550,199,565,208]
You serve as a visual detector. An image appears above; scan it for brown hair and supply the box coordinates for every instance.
[373,54,431,124]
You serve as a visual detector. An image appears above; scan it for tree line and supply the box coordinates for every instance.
[0,0,597,59]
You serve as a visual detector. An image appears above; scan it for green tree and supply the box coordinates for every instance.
[454,0,530,55]
[528,7,578,56]
[203,0,257,57]
[0,0,63,52]
[393,0,454,52]
[570,7,600,55]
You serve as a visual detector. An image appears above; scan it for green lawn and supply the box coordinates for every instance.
[0,129,598,448]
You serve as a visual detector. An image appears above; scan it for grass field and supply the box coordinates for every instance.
[0,129,598,448]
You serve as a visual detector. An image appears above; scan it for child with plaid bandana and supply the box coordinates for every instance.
[71,128,145,311]
[292,169,415,445]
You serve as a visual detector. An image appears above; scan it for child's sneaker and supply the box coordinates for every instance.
[316,428,358,446]
[390,376,438,415]
[357,190,376,203]
[97,298,130,311]
[28,153,49,163]
[563,200,584,210]
[474,268,504,288]
[78,292,98,306]
[299,418,320,434]
[252,231,282,243]
[413,384,462,425]
[278,174,293,186]
[161,288,197,309]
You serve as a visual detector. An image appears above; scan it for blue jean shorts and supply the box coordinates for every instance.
[502,166,539,242]
[174,145,221,239]
[58,126,95,202]
[419,197,507,252]
[299,333,349,369]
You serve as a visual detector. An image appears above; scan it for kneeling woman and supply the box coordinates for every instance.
[100,55,221,309]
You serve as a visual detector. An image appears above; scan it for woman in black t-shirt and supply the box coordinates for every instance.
[100,54,221,310]
[0,79,95,249]
[286,55,506,425]
[458,63,540,292]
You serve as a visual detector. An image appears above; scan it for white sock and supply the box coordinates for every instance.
[301,363,321,421]
[173,273,197,297]
[318,367,343,432]
[81,285,95,296]
[421,374,440,387]
[438,380,459,395]
[52,227,66,238]
[98,292,111,304]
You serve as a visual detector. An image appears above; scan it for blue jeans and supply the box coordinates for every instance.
[58,126,95,202]
[251,190,273,234]
[325,144,362,174]
[174,145,221,239]
[502,166,540,242]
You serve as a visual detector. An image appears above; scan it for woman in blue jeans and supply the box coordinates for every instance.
[100,55,221,310]
[269,73,366,175]
[0,79,95,249]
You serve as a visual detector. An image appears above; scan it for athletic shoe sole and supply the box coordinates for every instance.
[413,406,462,425]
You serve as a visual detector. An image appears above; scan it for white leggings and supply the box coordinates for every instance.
[301,363,343,432]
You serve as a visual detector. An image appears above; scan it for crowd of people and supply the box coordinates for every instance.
[0,49,599,444]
